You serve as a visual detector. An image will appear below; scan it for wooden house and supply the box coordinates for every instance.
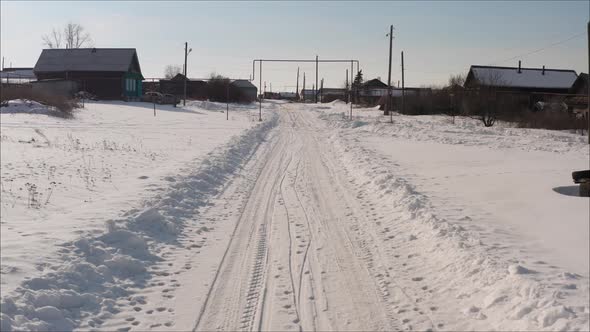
[33,48,144,100]
[463,63,578,112]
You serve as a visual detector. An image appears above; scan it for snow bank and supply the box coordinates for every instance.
[321,110,589,331]
[315,103,589,154]
[0,113,278,331]
[0,99,66,117]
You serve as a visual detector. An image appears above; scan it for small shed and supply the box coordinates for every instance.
[569,73,589,95]
[33,48,144,100]
[230,80,258,102]
[566,73,589,118]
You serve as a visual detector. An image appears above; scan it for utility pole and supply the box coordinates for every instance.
[587,20,589,144]
[259,61,262,121]
[346,69,349,104]
[152,78,156,117]
[270,82,272,93]
[302,72,306,102]
[350,61,353,118]
[320,78,324,103]
[1,57,4,70]
[183,42,188,106]
[226,81,229,120]
[401,51,405,115]
[387,25,394,118]
[315,55,319,103]
[296,67,300,99]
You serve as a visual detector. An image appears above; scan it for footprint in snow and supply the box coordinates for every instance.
[138,175,149,179]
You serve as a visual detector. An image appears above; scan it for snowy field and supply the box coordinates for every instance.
[317,101,590,275]
[0,100,272,330]
[1,99,588,331]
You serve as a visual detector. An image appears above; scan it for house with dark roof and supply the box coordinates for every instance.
[463,63,578,112]
[33,48,144,100]
[464,64,577,94]
[360,78,388,97]
[230,79,257,102]
[355,78,388,105]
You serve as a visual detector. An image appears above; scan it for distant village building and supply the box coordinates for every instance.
[356,78,388,105]
[263,92,281,99]
[159,74,207,100]
[464,64,578,94]
[33,48,144,100]
[318,88,347,102]
[0,67,36,84]
[230,79,258,102]
[278,92,297,100]
[359,78,388,97]
[463,64,578,113]
[300,89,316,102]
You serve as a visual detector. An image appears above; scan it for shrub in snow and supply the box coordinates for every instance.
[1,86,79,117]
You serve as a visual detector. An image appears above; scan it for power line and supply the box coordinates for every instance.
[487,31,586,66]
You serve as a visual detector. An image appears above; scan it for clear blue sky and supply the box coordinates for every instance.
[1,1,588,91]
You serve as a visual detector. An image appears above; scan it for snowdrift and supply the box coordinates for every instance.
[0,114,278,331]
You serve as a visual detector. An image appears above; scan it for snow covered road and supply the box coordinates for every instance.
[196,103,589,331]
[190,103,589,331]
[195,107,417,331]
[1,101,588,331]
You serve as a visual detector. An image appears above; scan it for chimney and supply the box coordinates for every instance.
[542,65,545,75]
[518,60,522,73]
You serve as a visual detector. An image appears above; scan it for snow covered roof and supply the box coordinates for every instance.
[231,79,257,89]
[467,65,577,89]
[34,48,141,74]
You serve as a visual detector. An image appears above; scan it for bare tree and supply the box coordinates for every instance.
[465,71,505,127]
[42,22,93,49]
[42,28,62,48]
[448,73,466,88]
[164,65,183,79]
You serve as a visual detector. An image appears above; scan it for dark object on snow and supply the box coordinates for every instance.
[141,92,178,105]
[572,170,590,197]
[75,91,97,100]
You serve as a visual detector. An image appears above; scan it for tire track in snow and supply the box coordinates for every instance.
[277,153,302,330]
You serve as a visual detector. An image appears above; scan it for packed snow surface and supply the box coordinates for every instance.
[1,99,588,331]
